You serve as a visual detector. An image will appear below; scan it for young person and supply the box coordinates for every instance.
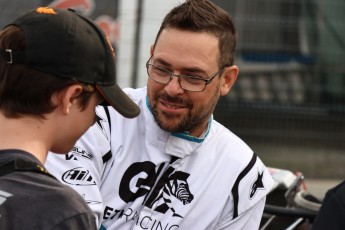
[46,1,274,229]
[0,7,139,229]
[311,180,345,229]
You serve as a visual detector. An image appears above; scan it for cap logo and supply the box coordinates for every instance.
[36,7,57,15]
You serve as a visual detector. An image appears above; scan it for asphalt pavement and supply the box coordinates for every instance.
[305,178,343,200]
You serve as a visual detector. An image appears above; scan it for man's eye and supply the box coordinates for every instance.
[185,74,204,80]
[154,67,169,75]
[184,76,204,84]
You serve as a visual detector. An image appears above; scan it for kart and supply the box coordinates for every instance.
[260,167,322,230]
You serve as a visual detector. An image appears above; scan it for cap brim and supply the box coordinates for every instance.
[95,84,140,118]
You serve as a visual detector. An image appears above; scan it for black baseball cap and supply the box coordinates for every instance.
[0,7,140,118]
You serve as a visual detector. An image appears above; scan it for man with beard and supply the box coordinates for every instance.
[45,0,274,229]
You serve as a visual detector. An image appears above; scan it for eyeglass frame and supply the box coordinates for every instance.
[146,58,225,92]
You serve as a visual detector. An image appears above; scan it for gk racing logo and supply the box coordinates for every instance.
[106,161,194,220]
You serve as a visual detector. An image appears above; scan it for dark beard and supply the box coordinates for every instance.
[151,93,203,133]
[153,106,203,133]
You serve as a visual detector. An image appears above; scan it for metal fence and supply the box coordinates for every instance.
[212,0,345,178]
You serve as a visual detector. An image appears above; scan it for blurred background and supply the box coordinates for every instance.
[212,0,345,181]
[0,0,344,185]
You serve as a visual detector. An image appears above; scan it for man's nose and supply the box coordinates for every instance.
[164,75,184,96]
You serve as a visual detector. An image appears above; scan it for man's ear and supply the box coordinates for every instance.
[220,65,239,96]
[53,85,84,115]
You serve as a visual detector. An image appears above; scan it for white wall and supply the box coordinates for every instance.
[117,0,185,88]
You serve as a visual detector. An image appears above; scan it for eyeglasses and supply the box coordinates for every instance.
[146,59,223,92]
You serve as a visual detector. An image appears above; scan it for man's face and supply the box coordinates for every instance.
[147,28,224,137]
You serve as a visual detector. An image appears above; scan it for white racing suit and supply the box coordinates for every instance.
[45,87,275,230]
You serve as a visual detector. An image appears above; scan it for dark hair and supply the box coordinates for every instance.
[0,25,93,119]
[153,0,237,67]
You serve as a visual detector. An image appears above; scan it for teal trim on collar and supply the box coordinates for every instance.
[146,95,212,143]
[171,116,211,143]
[146,96,153,112]
[171,132,204,143]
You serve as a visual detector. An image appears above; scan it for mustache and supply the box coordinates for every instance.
[157,93,192,108]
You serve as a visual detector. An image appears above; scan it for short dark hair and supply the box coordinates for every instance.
[0,25,93,119]
[153,0,237,67]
